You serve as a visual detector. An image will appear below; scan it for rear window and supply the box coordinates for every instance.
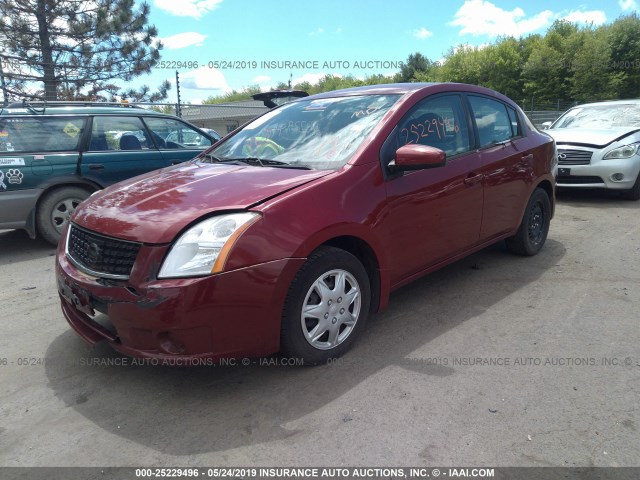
[0,117,86,153]
[468,96,515,148]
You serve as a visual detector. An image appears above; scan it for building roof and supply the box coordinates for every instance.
[182,102,268,122]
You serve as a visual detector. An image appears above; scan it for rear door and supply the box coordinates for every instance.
[141,117,213,165]
[1,116,84,187]
[466,95,533,239]
[80,115,167,186]
[0,116,83,223]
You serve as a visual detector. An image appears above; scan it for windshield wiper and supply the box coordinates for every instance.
[200,153,230,163]
[225,157,312,170]
[198,153,255,165]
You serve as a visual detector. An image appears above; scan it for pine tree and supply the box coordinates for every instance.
[0,0,164,101]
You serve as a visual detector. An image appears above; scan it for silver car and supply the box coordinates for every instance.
[544,100,640,200]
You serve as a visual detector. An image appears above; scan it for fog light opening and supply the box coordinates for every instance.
[611,173,625,182]
[157,332,186,355]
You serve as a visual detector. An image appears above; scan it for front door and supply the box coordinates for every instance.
[141,117,213,166]
[80,115,167,187]
[380,94,484,285]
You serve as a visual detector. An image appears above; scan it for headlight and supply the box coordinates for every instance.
[603,143,640,160]
[158,213,259,278]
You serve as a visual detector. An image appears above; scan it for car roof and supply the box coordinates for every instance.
[304,82,508,100]
[0,103,174,117]
[307,83,436,99]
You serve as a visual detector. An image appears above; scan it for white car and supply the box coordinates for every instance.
[544,100,640,200]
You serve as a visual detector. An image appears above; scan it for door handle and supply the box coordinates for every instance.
[521,154,534,161]
[464,173,483,186]
[88,164,105,170]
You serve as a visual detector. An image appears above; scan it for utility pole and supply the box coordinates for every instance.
[0,57,8,107]
[175,70,182,118]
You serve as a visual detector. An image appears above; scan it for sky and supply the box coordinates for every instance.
[135,0,639,104]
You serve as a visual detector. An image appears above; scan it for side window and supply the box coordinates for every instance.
[143,118,212,149]
[0,117,85,153]
[90,117,151,151]
[394,95,471,158]
[506,105,521,137]
[468,96,514,148]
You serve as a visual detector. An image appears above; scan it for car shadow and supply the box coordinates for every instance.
[556,188,640,209]
[44,239,565,455]
[0,229,56,266]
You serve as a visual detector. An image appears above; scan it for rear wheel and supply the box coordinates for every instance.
[506,187,551,256]
[280,246,371,365]
[37,187,92,245]
[621,173,640,201]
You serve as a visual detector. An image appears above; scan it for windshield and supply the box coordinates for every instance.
[209,94,400,170]
[552,103,640,129]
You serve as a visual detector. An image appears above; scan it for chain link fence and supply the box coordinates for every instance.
[517,99,577,129]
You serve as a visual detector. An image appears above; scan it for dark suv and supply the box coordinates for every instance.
[0,102,216,244]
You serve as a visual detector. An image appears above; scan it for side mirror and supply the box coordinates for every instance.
[392,144,446,171]
[540,121,552,130]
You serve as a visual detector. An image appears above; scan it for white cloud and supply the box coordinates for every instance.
[451,0,553,37]
[562,10,607,25]
[452,43,489,54]
[181,67,230,92]
[335,27,344,34]
[154,0,223,19]
[309,27,324,37]
[413,27,433,40]
[619,0,637,11]
[160,32,207,50]
[291,72,341,85]
[252,75,272,83]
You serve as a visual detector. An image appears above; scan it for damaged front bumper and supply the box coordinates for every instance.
[56,235,305,362]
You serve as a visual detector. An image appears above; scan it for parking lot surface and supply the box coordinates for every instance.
[0,190,638,467]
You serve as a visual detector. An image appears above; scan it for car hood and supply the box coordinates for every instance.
[72,162,331,244]
[547,127,640,148]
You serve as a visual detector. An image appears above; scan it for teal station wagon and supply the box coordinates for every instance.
[0,102,216,244]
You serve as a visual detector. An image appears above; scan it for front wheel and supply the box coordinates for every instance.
[621,173,640,201]
[280,246,371,365]
[506,187,551,256]
[37,187,92,245]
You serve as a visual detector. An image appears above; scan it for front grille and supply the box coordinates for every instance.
[557,175,604,185]
[67,224,141,279]
[557,149,593,165]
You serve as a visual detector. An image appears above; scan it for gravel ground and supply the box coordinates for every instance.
[0,189,638,469]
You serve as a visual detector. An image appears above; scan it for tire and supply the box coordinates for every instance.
[37,187,92,245]
[280,246,371,365]
[506,187,551,256]
[621,174,640,201]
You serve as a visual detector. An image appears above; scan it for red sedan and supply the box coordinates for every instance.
[56,83,556,364]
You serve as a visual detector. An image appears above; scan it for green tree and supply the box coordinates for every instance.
[397,52,435,82]
[437,44,485,84]
[203,85,263,104]
[571,28,622,101]
[522,20,581,104]
[482,38,523,99]
[0,0,163,101]
[608,13,640,99]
